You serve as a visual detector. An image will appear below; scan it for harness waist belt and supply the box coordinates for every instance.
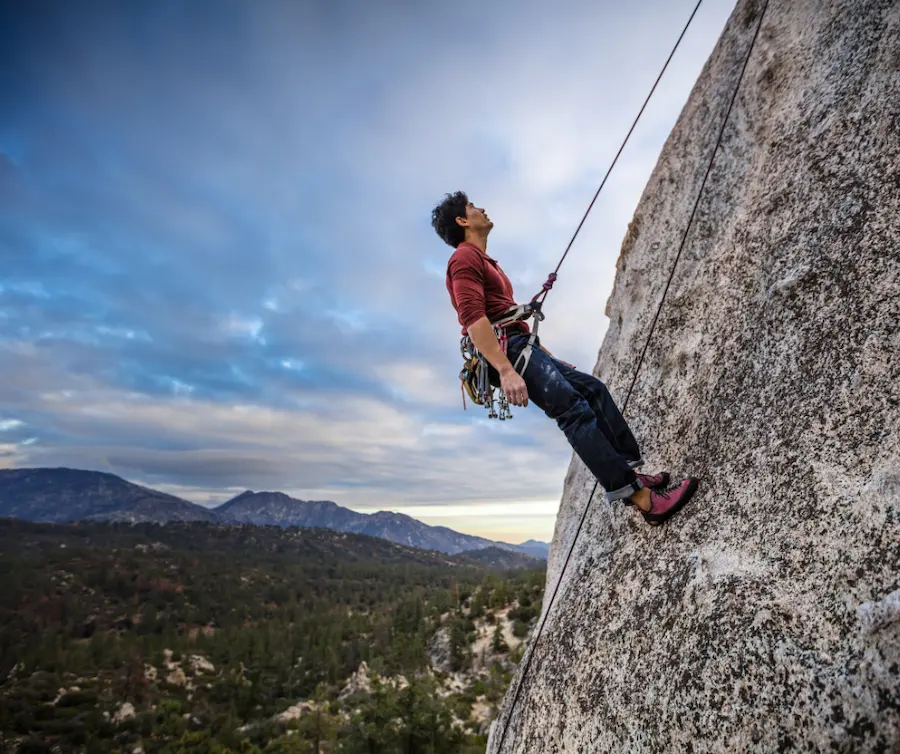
[489,302,544,375]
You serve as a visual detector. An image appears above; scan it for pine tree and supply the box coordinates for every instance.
[491,624,508,654]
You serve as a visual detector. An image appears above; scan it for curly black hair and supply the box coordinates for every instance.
[430,190,469,248]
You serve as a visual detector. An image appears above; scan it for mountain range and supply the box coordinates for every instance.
[0,467,550,559]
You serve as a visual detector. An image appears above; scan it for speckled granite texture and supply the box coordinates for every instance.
[488,0,900,751]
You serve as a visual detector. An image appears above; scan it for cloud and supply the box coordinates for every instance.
[0,0,737,539]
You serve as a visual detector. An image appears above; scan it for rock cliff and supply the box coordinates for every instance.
[489,0,899,751]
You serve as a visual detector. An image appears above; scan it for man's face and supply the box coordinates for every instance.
[458,201,493,233]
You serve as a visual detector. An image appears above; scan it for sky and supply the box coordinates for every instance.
[0,0,737,543]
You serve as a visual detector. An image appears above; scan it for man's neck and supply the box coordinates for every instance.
[464,232,489,254]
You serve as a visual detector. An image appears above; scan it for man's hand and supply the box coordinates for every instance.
[500,367,529,407]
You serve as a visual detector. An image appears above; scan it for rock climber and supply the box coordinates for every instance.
[432,191,699,525]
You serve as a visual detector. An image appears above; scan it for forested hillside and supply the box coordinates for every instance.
[0,519,545,753]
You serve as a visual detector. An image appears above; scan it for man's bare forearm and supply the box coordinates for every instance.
[467,316,516,375]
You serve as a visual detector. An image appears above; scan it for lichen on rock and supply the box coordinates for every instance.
[489,0,900,751]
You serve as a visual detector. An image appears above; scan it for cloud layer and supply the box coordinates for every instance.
[0,0,737,540]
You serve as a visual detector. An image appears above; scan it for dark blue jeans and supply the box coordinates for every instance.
[505,333,644,502]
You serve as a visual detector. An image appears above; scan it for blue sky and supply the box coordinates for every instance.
[0,0,736,542]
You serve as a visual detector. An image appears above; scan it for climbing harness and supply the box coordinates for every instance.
[491,0,771,750]
[458,299,547,419]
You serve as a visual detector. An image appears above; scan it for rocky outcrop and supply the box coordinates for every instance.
[338,661,409,700]
[112,702,136,725]
[490,0,899,751]
[338,661,374,699]
[427,626,454,675]
[275,699,321,723]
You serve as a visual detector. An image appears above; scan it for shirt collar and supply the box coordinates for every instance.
[458,241,496,263]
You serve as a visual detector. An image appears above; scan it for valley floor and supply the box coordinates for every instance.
[0,519,545,753]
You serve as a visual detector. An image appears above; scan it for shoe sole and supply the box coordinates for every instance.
[643,477,699,526]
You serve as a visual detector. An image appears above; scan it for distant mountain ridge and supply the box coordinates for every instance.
[513,540,551,560]
[0,468,549,558]
[0,467,218,524]
[217,490,527,556]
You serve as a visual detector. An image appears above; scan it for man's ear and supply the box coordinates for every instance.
[455,216,468,228]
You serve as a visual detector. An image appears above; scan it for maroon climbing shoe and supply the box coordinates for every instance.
[636,471,670,490]
[640,477,699,526]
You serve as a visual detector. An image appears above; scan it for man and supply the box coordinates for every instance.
[432,191,698,525]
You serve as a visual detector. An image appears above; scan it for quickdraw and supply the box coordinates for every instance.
[459,326,512,420]
[458,299,546,420]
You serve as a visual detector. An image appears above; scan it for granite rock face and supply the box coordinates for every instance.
[489,0,900,751]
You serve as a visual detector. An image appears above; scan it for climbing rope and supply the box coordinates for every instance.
[497,0,709,388]
[469,0,707,418]
[493,1,770,750]
[529,0,706,305]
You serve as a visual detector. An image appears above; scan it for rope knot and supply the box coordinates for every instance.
[532,272,558,302]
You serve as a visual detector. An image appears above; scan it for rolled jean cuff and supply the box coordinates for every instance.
[628,459,645,470]
[605,477,644,503]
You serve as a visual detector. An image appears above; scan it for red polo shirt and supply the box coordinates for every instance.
[446,242,529,336]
